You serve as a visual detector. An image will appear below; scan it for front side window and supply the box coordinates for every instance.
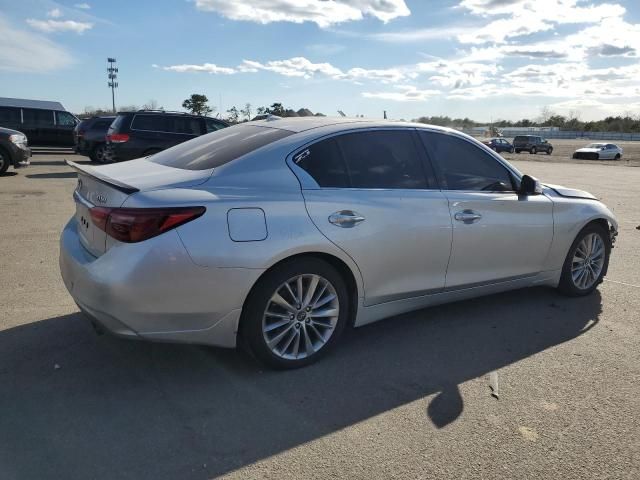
[56,111,77,126]
[149,125,293,170]
[419,131,514,192]
[22,109,54,126]
[206,118,226,133]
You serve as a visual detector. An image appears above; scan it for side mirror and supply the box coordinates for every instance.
[520,174,542,195]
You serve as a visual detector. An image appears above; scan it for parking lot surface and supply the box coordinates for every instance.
[0,151,638,479]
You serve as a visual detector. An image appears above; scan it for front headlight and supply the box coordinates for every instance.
[9,134,28,146]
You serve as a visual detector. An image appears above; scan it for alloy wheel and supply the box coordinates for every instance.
[571,233,605,290]
[262,274,340,360]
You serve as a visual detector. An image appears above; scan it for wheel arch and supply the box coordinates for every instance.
[239,251,361,334]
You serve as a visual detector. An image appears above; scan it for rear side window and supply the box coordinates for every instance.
[131,114,166,131]
[168,116,203,135]
[514,136,527,142]
[337,130,429,189]
[23,109,54,126]
[108,114,127,133]
[149,125,293,170]
[419,131,514,192]
[294,138,349,188]
[0,107,20,123]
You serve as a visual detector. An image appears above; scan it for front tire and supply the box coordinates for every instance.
[0,148,9,175]
[509,147,515,153]
[241,258,349,369]
[546,147,553,155]
[530,147,537,154]
[558,224,610,296]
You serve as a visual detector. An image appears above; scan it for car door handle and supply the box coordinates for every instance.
[328,210,365,228]
[454,210,482,223]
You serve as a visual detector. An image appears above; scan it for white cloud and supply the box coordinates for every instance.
[371,26,469,43]
[0,16,74,72]
[26,18,93,34]
[48,8,63,18]
[362,85,441,102]
[193,0,410,27]
[162,63,236,74]
[74,3,91,9]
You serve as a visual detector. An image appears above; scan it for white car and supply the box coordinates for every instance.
[573,143,622,160]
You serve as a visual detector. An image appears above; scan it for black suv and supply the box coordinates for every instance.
[0,98,78,146]
[513,135,553,155]
[0,126,31,175]
[106,110,228,162]
[74,116,115,162]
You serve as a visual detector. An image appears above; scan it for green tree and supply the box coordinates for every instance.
[268,102,285,116]
[182,94,213,116]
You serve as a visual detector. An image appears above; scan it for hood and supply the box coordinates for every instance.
[543,183,598,200]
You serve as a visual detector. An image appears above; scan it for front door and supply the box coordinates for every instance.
[292,129,453,306]
[418,130,553,289]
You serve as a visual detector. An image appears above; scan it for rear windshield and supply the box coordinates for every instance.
[108,114,127,133]
[148,125,293,170]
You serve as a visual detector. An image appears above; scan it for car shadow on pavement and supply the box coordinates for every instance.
[0,287,601,479]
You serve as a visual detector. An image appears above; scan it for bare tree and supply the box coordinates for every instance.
[142,99,163,110]
[240,103,252,121]
[538,106,554,124]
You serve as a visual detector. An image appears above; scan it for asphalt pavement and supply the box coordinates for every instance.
[0,153,638,479]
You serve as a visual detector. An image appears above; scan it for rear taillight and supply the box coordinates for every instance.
[107,133,130,143]
[89,206,205,243]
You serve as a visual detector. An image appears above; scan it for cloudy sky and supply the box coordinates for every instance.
[1,0,639,121]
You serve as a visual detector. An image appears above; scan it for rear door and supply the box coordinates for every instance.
[22,108,57,145]
[292,129,452,306]
[418,130,553,289]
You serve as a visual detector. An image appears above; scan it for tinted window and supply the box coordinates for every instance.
[93,119,114,129]
[336,130,429,189]
[108,114,127,133]
[206,118,226,133]
[131,114,166,131]
[0,107,20,123]
[56,111,77,126]
[294,138,349,188]
[167,116,202,135]
[419,131,514,192]
[23,109,54,126]
[149,125,293,170]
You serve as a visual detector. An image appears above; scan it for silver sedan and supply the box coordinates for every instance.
[573,143,623,160]
[60,118,618,368]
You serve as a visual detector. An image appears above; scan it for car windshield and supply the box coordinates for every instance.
[148,124,293,170]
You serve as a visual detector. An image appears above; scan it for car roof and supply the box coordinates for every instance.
[0,97,66,111]
[246,116,458,134]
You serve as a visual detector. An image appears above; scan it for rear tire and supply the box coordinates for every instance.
[90,144,108,163]
[241,258,349,369]
[515,149,521,154]
[530,147,537,154]
[558,223,610,297]
[615,153,621,160]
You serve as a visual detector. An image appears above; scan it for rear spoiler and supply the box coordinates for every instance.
[66,160,139,195]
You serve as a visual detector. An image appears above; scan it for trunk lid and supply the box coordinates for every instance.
[68,159,212,256]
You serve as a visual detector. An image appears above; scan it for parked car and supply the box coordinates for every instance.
[513,135,553,154]
[74,116,115,163]
[61,118,617,369]
[0,126,31,175]
[482,137,514,153]
[0,97,78,146]
[105,110,228,162]
[572,143,622,160]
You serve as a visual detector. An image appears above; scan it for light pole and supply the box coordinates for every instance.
[107,58,118,113]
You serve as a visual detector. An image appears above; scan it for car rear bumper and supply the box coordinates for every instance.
[59,218,263,348]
